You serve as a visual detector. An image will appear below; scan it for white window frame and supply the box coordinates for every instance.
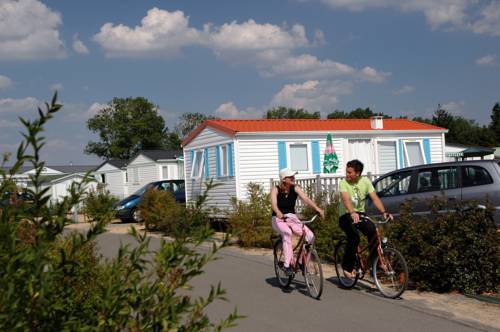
[403,140,425,167]
[190,150,204,179]
[287,142,311,173]
[216,144,231,177]
[375,139,399,174]
[132,167,139,184]
[162,165,169,179]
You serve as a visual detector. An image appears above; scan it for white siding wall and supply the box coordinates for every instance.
[184,128,237,215]
[430,137,444,164]
[105,170,126,198]
[127,163,157,193]
[45,177,97,203]
[157,161,183,180]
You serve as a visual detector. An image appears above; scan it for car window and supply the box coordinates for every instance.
[416,167,458,193]
[461,166,493,187]
[375,171,412,197]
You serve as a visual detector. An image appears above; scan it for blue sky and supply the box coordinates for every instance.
[1,0,499,165]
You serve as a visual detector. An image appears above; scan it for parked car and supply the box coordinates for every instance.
[0,191,34,208]
[366,160,500,225]
[114,180,185,222]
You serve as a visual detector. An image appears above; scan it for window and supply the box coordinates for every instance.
[348,139,374,174]
[132,168,139,184]
[220,145,229,176]
[461,166,493,187]
[178,163,184,179]
[377,141,397,174]
[404,141,424,167]
[100,174,106,183]
[191,150,204,178]
[416,167,458,193]
[162,166,169,179]
[289,144,308,171]
[375,171,412,197]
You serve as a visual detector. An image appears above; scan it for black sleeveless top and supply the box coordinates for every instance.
[272,185,298,216]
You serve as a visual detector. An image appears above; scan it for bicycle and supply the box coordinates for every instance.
[333,215,408,299]
[272,214,323,299]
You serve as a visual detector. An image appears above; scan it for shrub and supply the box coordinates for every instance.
[82,185,119,222]
[139,188,184,234]
[387,199,500,294]
[227,182,273,248]
[0,93,240,331]
[300,189,344,262]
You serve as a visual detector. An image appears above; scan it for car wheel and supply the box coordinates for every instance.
[131,208,141,222]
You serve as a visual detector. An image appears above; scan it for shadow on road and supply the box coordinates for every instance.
[265,277,309,297]
[326,276,404,300]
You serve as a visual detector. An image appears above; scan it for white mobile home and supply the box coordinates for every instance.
[94,159,128,199]
[125,150,184,194]
[182,118,447,213]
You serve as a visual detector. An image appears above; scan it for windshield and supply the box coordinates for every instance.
[132,183,155,196]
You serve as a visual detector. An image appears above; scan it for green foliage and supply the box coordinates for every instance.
[227,182,273,248]
[265,106,320,119]
[300,189,344,262]
[0,93,241,331]
[327,107,391,119]
[84,96,177,160]
[140,180,220,239]
[82,185,119,222]
[386,199,500,294]
[489,102,500,144]
[174,112,218,139]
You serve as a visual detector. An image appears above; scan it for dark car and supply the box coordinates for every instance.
[0,191,35,208]
[366,160,500,225]
[114,180,185,222]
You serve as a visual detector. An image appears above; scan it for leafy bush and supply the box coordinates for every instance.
[227,182,273,248]
[386,199,500,294]
[300,189,344,262]
[0,93,240,331]
[82,185,119,222]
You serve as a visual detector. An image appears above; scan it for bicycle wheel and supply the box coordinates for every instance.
[273,239,292,288]
[303,247,323,299]
[372,247,408,299]
[334,241,359,289]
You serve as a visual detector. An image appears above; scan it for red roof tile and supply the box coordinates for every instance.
[182,119,445,146]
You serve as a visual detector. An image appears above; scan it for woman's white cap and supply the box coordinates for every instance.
[279,168,298,180]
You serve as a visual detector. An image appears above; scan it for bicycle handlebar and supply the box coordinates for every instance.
[283,213,319,225]
[360,214,392,224]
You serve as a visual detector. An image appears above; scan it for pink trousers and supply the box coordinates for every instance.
[272,214,315,268]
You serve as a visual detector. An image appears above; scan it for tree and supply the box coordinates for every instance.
[265,107,320,119]
[85,97,172,160]
[489,102,500,145]
[174,112,217,139]
[326,107,391,119]
[326,110,350,119]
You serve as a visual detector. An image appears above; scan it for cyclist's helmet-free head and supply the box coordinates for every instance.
[279,168,298,180]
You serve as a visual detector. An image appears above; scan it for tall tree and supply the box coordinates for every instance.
[85,97,171,160]
[489,102,500,145]
[265,106,320,119]
[174,112,217,139]
[326,110,350,119]
[326,107,391,119]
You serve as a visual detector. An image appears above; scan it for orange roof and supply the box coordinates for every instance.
[182,119,446,146]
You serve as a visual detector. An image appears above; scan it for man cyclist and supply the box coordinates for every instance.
[338,159,393,279]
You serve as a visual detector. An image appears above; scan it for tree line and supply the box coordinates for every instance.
[85,97,500,160]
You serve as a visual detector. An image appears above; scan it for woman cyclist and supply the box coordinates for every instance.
[271,168,325,276]
[339,159,393,279]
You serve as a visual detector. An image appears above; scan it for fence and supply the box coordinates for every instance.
[270,173,382,209]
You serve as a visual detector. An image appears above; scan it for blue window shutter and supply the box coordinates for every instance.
[228,143,234,176]
[423,138,432,164]
[398,140,405,168]
[278,141,287,170]
[312,140,320,174]
[190,150,194,168]
[204,148,210,179]
[215,145,221,177]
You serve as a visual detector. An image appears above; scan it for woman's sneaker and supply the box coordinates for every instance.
[284,266,294,276]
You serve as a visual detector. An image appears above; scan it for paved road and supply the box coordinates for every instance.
[95,230,493,332]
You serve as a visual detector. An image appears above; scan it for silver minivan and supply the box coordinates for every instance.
[366,160,500,225]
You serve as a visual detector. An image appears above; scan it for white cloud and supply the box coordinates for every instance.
[471,2,500,37]
[73,33,89,54]
[475,54,497,66]
[0,75,13,89]
[441,100,465,113]
[359,66,390,82]
[62,102,107,122]
[270,80,353,112]
[320,0,470,29]
[393,85,415,95]
[0,97,40,113]
[93,8,201,58]
[214,102,261,118]
[0,0,66,60]
[265,54,355,79]
[0,119,19,128]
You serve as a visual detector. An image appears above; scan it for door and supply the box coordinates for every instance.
[410,166,460,215]
[348,139,375,174]
[366,170,413,217]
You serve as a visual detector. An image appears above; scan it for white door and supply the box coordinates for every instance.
[348,139,375,174]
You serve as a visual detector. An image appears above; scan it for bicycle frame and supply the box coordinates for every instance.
[353,217,390,275]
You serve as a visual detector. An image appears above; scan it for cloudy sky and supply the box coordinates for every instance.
[1,0,499,165]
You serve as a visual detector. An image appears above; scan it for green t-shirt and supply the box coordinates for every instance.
[338,176,375,216]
